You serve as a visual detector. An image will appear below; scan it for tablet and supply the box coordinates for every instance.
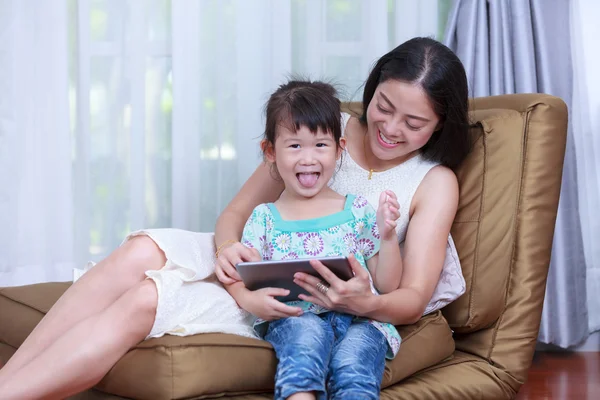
[236,256,354,302]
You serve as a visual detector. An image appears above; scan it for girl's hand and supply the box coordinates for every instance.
[215,241,261,284]
[240,288,303,321]
[293,254,375,316]
[377,190,400,241]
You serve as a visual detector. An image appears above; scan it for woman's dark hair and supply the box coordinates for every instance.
[361,37,471,169]
[263,79,342,150]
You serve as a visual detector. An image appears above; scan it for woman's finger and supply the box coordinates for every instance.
[347,254,369,279]
[294,279,330,303]
[308,259,344,288]
[240,246,262,262]
[215,264,236,285]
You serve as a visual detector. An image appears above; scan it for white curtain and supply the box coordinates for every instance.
[0,0,74,287]
[571,0,600,334]
[1,0,447,285]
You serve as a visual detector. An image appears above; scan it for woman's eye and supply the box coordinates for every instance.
[406,122,422,131]
[377,104,391,114]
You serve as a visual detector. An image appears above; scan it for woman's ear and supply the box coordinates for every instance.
[337,137,346,159]
[261,139,276,163]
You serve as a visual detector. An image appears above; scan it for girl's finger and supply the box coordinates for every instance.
[297,293,328,308]
[264,287,290,297]
[272,301,304,316]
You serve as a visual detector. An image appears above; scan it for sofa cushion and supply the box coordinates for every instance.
[0,282,455,399]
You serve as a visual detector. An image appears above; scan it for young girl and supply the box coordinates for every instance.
[224,80,403,400]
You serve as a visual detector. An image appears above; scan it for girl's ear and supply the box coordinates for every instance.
[261,139,276,163]
[337,137,347,159]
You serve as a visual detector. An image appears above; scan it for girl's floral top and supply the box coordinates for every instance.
[241,194,401,359]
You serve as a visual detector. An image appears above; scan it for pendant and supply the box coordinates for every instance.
[368,169,373,180]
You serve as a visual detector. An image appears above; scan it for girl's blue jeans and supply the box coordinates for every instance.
[264,311,387,400]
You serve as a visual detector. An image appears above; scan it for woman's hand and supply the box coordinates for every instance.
[240,288,303,321]
[215,241,261,284]
[293,254,376,317]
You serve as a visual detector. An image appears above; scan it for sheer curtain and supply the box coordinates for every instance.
[0,0,74,287]
[571,0,600,335]
[1,0,448,285]
[69,0,448,269]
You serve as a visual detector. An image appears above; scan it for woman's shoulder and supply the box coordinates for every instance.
[413,165,459,213]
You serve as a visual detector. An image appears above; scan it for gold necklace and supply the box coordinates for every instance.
[362,133,377,180]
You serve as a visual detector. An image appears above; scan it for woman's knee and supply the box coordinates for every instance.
[114,236,166,276]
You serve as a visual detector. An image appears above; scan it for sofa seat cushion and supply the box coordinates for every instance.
[0,282,455,399]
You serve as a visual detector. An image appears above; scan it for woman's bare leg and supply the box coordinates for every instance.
[0,279,158,399]
[0,235,165,376]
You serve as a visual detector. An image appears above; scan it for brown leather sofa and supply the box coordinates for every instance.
[0,93,568,399]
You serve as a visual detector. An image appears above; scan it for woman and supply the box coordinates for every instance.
[0,37,470,399]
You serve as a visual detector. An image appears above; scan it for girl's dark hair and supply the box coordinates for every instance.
[263,80,342,149]
[361,37,471,169]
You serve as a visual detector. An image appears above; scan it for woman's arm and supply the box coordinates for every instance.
[215,162,284,246]
[213,162,285,283]
[295,165,459,325]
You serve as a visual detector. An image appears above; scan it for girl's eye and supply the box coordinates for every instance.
[289,144,300,149]
[377,104,391,114]
[316,143,328,147]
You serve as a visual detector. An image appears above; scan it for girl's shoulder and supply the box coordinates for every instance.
[248,203,275,223]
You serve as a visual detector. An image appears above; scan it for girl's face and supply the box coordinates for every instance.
[365,79,440,164]
[264,124,344,199]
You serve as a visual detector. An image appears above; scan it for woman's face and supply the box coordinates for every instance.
[365,79,440,164]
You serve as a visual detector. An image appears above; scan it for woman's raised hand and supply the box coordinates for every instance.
[293,254,375,316]
[214,241,261,284]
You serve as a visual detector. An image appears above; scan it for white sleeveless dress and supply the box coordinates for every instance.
[74,113,465,339]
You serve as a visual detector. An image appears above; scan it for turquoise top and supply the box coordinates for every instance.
[241,194,401,358]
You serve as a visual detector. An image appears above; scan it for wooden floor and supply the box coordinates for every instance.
[516,351,599,399]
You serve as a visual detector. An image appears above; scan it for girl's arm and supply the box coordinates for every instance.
[367,190,403,293]
[296,166,459,325]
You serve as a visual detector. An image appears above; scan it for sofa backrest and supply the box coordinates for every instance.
[448,94,567,390]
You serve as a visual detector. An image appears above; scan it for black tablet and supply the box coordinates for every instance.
[236,256,353,302]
